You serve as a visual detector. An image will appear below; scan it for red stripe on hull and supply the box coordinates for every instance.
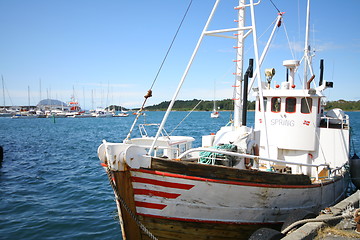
[135,201,167,210]
[132,176,194,190]
[132,168,341,189]
[133,188,181,198]
[138,213,282,225]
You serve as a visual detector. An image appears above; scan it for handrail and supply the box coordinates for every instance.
[320,116,349,129]
[178,147,329,168]
[139,123,170,138]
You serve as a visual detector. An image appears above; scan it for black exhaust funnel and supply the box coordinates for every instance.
[242,59,253,126]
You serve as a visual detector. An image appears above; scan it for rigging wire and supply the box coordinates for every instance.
[149,0,193,90]
[169,100,203,135]
[269,0,281,13]
[125,0,193,140]
[283,21,296,60]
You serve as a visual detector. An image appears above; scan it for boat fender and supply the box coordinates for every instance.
[350,153,360,189]
[248,227,284,240]
[97,143,107,165]
[280,209,317,232]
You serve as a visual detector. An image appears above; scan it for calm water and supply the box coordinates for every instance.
[1,111,360,239]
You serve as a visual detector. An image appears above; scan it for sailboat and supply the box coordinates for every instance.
[114,106,129,117]
[12,86,38,119]
[0,76,12,117]
[210,105,220,118]
[97,1,354,239]
[211,81,220,118]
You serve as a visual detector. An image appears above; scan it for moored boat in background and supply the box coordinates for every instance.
[210,109,220,118]
[114,112,129,117]
[92,107,114,117]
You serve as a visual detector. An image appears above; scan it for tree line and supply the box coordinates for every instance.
[141,99,360,111]
[144,99,253,111]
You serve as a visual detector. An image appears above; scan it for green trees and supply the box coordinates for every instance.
[144,99,255,111]
[109,100,360,112]
[325,100,360,111]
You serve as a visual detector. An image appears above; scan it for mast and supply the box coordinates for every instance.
[213,80,216,111]
[233,0,246,127]
[28,86,30,110]
[303,0,311,89]
[83,87,85,111]
[39,78,42,103]
[92,89,94,110]
[2,76,5,108]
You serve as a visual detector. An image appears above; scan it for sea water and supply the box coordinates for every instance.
[0,111,359,240]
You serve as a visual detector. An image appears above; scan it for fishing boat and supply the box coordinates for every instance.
[97,0,353,239]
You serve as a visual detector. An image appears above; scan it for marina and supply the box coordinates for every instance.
[0,101,130,119]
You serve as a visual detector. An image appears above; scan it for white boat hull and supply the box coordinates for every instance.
[211,112,220,118]
[131,168,346,224]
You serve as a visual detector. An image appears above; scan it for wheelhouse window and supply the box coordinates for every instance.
[285,97,296,113]
[301,97,312,114]
[271,97,281,112]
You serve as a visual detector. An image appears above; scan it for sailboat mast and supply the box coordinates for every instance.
[303,0,311,88]
[213,80,216,110]
[91,89,94,110]
[39,78,42,103]
[233,0,246,127]
[2,76,5,108]
[28,86,30,110]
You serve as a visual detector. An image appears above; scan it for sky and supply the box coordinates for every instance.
[0,0,359,109]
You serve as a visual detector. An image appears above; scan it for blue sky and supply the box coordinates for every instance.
[0,0,359,109]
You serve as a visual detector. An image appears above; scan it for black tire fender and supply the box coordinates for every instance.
[281,209,317,232]
[248,227,285,240]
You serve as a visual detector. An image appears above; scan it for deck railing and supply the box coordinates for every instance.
[178,147,332,180]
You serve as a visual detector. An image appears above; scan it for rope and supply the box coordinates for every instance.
[281,211,354,235]
[149,0,193,90]
[125,90,152,141]
[169,100,203,135]
[269,0,281,13]
[105,166,158,240]
[283,21,296,60]
[124,0,193,141]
